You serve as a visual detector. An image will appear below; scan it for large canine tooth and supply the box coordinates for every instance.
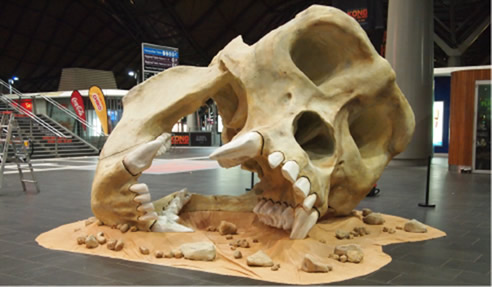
[123,133,171,175]
[139,211,158,221]
[137,202,155,212]
[293,177,310,198]
[208,132,262,167]
[134,193,151,203]
[303,194,317,211]
[268,152,284,169]
[281,206,295,230]
[290,207,318,239]
[129,183,149,194]
[281,161,299,183]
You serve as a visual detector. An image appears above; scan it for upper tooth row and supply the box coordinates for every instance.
[130,183,158,222]
[253,199,294,231]
[267,151,316,211]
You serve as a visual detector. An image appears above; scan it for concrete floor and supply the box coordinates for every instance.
[0,147,490,285]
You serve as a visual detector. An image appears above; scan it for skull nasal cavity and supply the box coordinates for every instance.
[294,111,335,161]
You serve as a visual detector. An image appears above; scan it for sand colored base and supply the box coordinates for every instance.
[36,211,445,285]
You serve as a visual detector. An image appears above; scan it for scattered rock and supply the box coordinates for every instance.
[363,213,385,225]
[336,229,350,239]
[246,250,274,267]
[74,228,81,232]
[339,254,347,263]
[85,235,99,249]
[206,225,217,232]
[253,238,259,243]
[404,219,427,233]
[139,246,149,255]
[180,242,216,261]
[271,263,280,271]
[116,224,122,230]
[334,244,364,263]
[155,250,163,258]
[225,235,233,240]
[383,226,389,232]
[362,208,372,217]
[96,232,106,244]
[230,246,236,250]
[396,226,403,230]
[233,250,242,259]
[351,210,358,216]
[301,254,332,273]
[388,228,396,234]
[76,236,86,245]
[173,249,183,258]
[107,239,117,250]
[319,239,326,244]
[333,254,339,260]
[348,234,354,239]
[114,239,124,251]
[119,224,129,233]
[239,239,250,248]
[353,226,369,236]
[218,221,237,235]
[164,251,173,258]
[85,217,97,226]
[96,220,104,226]
[130,226,138,232]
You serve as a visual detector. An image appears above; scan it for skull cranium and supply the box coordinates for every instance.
[91,5,415,239]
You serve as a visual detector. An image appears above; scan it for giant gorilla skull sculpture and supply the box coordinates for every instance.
[91,5,415,239]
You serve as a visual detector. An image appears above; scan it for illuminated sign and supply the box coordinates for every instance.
[142,43,179,81]
[433,101,444,146]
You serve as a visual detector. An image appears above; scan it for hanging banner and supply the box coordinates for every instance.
[88,86,108,135]
[70,90,87,131]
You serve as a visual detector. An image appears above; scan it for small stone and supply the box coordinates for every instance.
[301,254,332,273]
[383,226,389,232]
[240,239,250,248]
[404,219,427,233]
[388,228,396,234]
[319,239,326,244]
[114,239,124,251]
[85,235,99,249]
[231,246,236,250]
[246,250,274,267]
[225,235,233,240]
[362,208,372,217]
[76,236,86,245]
[139,246,150,255]
[116,224,122,229]
[107,239,117,250]
[130,226,138,232]
[348,234,354,239]
[96,232,106,244]
[363,213,385,225]
[164,251,173,258]
[155,250,163,258]
[271,264,280,271]
[351,210,358,216]
[353,227,369,236]
[74,228,81,232]
[206,225,217,232]
[253,238,259,243]
[339,254,347,262]
[111,225,117,229]
[85,217,97,226]
[180,242,216,261]
[119,224,129,233]
[333,254,339,260]
[233,250,242,259]
[218,221,237,235]
[334,244,364,263]
[173,249,183,258]
[336,229,349,239]
[396,226,403,230]
[96,220,104,226]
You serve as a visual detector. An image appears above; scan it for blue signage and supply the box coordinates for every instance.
[143,47,179,58]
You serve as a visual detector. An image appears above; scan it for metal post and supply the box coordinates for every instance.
[419,156,436,207]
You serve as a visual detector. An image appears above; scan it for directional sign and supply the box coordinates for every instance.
[142,43,179,81]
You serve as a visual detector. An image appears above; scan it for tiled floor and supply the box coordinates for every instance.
[0,148,490,285]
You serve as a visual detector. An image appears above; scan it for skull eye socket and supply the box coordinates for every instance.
[294,111,335,161]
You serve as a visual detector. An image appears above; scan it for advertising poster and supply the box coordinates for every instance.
[88,86,108,135]
[70,90,87,131]
[433,101,444,146]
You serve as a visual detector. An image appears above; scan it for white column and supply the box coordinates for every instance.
[386,0,434,163]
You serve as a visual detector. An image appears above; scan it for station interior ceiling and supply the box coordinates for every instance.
[0,0,490,93]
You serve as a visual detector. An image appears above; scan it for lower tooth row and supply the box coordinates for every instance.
[253,199,294,231]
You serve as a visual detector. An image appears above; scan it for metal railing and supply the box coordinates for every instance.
[0,79,66,138]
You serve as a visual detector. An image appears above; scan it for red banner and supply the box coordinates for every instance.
[70,90,87,131]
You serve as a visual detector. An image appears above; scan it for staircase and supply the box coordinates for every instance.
[0,88,99,159]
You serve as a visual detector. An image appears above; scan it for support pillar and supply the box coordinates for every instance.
[386,0,434,164]
[186,112,198,132]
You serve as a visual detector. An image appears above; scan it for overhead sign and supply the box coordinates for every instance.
[70,90,87,131]
[88,86,109,135]
[142,42,179,81]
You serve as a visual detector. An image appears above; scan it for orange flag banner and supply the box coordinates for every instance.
[88,86,108,135]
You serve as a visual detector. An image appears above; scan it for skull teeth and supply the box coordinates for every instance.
[281,161,300,183]
[302,194,317,211]
[268,151,284,169]
[253,199,295,231]
[138,211,158,221]
[151,189,193,233]
[129,183,150,194]
[290,207,318,239]
[123,133,171,175]
[137,202,155,212]
[209,132,262,168]
[133,193,151,203]
[294,177,310,198]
